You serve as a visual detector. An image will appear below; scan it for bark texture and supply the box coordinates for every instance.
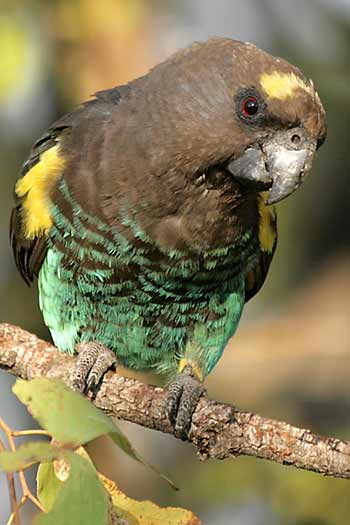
[0,323,349,479]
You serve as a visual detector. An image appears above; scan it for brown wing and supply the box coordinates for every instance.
[10,85,130,284]
[245,196,277,302]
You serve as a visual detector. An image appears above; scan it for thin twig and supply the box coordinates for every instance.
[0,323,349,479]
[0,417,46,514]
[7,496,27,525]
[0,435,20,525]
[12,430,50,438]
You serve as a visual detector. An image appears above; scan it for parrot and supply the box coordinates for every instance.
[10,38,326,438]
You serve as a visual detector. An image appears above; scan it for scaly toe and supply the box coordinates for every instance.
[167,378,184,428]
[85,346,117,392]
[167,370,205,440]
[71,341,117,394]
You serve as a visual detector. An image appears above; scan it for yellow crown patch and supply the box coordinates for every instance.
[260,71,313,100]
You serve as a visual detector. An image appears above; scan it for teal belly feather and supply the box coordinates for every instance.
[38,180,256,377]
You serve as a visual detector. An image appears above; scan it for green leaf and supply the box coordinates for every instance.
[13,378,176,489]
[0,442,60,472]
[35,452,110,525]
[13,378,117,446]
[108,431,178,490]
[37,461,63,512]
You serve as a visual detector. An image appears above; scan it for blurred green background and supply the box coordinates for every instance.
[0,1,349,524]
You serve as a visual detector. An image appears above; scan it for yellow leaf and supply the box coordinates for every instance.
[100,472,202,525]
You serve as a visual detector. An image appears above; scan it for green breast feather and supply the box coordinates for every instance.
[38,179,256,378]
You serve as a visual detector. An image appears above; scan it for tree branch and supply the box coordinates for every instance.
[0,323,349,479]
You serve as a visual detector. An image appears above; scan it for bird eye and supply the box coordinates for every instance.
[241,96,259,117]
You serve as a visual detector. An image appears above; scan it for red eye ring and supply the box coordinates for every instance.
[241,96,259,117]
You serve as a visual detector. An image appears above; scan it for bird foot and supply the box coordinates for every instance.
[167,366,206,440]
[71,341,117,394]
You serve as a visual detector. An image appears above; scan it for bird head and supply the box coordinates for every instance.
[136,38,327,205]
[224,42,327,204]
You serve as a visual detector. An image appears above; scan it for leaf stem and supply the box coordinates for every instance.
[12,429,50,438]
[0,417,46,517]
[0,434,20,525]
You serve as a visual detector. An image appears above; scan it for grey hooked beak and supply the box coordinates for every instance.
[227,128,317,204]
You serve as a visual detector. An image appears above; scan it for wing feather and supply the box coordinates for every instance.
[10,86,128,284]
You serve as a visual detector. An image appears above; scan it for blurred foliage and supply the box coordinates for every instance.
[45,0,153,101]
[168,454,349,525]
[0,14,26,101]
[0,1,348,524]
[0,379,198,525]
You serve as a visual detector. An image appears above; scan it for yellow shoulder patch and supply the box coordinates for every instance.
[260,71,313,100]
[15,144,65,239]
[258,194,276,253]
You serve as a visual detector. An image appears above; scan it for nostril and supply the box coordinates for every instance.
[291,133,302,145]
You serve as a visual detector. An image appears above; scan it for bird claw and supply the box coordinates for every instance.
[71,341,117,394]
[167,368,206,440]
